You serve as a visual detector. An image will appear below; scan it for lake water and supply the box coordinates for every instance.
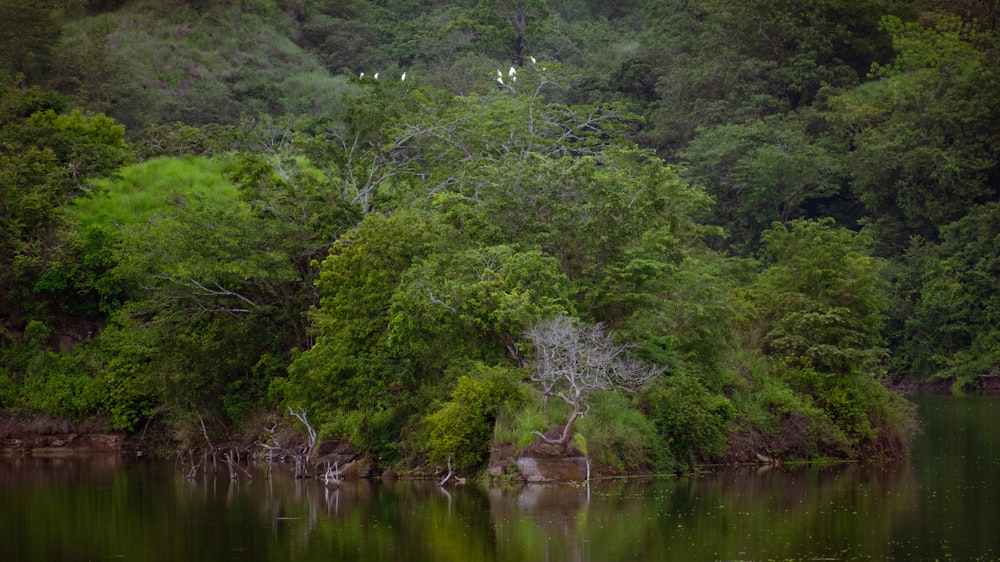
[2,395,998,561]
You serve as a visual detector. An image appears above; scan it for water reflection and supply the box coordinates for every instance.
[490,484,593,561]
[1,396,998,561]
[480,464,922,562]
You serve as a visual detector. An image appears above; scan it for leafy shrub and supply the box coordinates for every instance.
[0,324,103,420]
[424,363,524,472]
[640,370,734,468]
[320,407,403,464]
[576,391,658,473]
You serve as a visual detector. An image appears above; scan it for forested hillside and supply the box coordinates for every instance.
[2,0,997,474]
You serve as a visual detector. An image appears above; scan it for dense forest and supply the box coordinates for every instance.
[2,0,997,475]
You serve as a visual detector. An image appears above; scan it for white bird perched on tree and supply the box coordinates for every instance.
[401,72,406,81]
[374,72,379,80]
[509,66,516,77]
[530,56,536,64]
[360,72,365,78]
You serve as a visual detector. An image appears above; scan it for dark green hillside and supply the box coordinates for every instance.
[48,0,353,129]
[3,0,997,474]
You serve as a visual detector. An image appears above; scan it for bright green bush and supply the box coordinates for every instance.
[424,363,524,472]
[71,156,240,229]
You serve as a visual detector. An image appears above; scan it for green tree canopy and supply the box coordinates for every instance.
[752,219,888,376]
[1,81,126,329]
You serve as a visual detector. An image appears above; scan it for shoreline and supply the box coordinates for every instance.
[2,384,990,470]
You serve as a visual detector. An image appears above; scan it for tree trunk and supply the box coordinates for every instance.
[509,7,526,66]
[558,401,580,447]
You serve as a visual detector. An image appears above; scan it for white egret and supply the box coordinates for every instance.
[509,66,516,77]
[374,72,379,80]
[530,56,536,64]
[360,72,365,78]
[401,72,406,81]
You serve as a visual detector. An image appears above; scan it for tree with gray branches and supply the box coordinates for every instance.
[525,315,663,446]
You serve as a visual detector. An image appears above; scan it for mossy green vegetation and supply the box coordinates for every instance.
[3,0,996,474]
[71,156,240,228]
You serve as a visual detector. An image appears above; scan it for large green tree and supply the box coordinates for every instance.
[833,14,1000,254]
[73,150,349,431]
[641,0,908,158]
[0,81,126,333]
[745,219,901,449]
[681,112,848,253]
[902,203,1000,387]
[753,219,888,376]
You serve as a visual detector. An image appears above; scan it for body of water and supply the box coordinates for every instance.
[1,395,997,561]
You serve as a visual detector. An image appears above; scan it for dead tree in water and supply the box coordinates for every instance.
[223,449,253,481]
[438,456,466,487]
[260,421,283,479]
[322,460,342,486]
[287,406,318,479]
[438,456,454,487]
[183,413,215,479]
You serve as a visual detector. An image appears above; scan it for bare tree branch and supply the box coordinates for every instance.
[525,315,664,445]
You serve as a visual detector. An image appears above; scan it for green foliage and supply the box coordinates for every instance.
[0,1,938,469]
[493,400,548,452]
[71,156,238,228]
[99,343,158,432]
[318,407,403,464]
[752,219,888,376]
[642,0,904,157]
[727,351,807,436]
[19,355,106,421]
[681,113,848,253]
[457,143,713,320]
[639,370,734,469]
[389,243,573,367]
[0,79,127,354]
[474,0,552,64]
[0,326,107,422]
[835,14,1000,254]
[730,219,919,455]
[72,153,334,430]
[423,363,524,471]
[277,210,453,457]
[628,254,738,380]
[576,391,659,473]
[494,388,661,473]
[283,206,572,461]
[0,0,69,83]
[130,121,240,160]
[0,372,16,409]
[902,203,1000,386]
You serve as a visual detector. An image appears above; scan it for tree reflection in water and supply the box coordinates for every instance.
[3,399,1000,562]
